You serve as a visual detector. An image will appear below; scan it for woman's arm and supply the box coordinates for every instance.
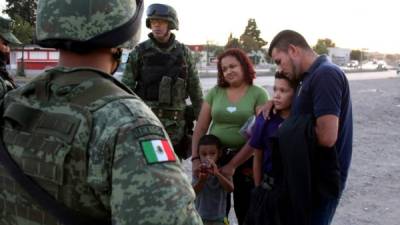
[191,102,212,175]
[220,142,254,177]
[215,171,234,192]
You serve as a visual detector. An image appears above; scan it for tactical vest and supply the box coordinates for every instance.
[0,71,17,99]
[0,69,135,224]
[134,42,189,106]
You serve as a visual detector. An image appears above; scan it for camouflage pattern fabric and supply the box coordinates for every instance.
[36,0,136,42]
[122,34,203,150]
[0,67,203,225]
[0,16,21,45]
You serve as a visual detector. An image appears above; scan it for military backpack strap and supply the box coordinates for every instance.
[0,133,110,225]
[0,69,131,225]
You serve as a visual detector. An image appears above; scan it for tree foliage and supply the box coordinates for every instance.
[3,0,37,26]
[10,15,34,44]
[350,50,361,61]
[225,33,242,49]
[207,42,224,57]
[239,18,267,52]
[313,38,335,55]
[3,0,37,44]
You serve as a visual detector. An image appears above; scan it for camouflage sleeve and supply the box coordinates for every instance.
[121,48,140,90]
[110,112,202,224]
[184,46,203,118]
[0,78,7,99]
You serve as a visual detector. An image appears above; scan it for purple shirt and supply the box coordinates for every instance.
[249,113,284,173]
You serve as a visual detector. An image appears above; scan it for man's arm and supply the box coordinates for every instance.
[184,46,203,117]
[315,114,339,147]
[121,48,140,90]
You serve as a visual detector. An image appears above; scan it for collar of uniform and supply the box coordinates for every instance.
[148,32,176,49]
[301,54,329,81]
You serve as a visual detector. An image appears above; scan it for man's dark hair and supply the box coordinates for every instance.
[198,134,222,153]
[268,30,311,56]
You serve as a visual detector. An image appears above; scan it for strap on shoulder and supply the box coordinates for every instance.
[0,135,110,225]
[50,69,134,106]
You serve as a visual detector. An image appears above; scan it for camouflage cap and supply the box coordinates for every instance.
[0,16,21,45]
[36,0,143,51]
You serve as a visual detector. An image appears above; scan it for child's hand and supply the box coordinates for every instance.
[198,171,209,181]
[208,160,219,175]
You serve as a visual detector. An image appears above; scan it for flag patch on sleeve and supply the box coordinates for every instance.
[141,139,176,163]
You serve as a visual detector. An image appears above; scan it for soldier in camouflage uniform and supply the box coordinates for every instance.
[0,16,20,98]
[122,3,203,160]
[0,0,203,225]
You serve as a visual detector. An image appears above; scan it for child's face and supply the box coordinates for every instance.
[273,78,294,111]
[198,144,220,163]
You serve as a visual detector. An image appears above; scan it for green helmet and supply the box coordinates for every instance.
[146,4,179,30]
[0,16,21,45]
[35,0,143,52]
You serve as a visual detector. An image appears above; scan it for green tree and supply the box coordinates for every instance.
[3,0,37,44]
[225,33,242,49]
[239,18,267,53]
[313,38,335,55]
[206,43,224,58]
[3,0,37,26]
[350,50,361,61]
[10,15,34,44]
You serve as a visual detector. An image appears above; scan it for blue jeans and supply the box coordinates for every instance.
[311,196,340,225]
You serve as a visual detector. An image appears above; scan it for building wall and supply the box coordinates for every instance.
[328,47,351,66]
[10,45,59,70]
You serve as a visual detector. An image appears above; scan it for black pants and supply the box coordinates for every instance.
[226,158,254,225]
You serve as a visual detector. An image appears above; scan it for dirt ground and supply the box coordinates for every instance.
[183,76,400,225]
[333,77,400,225]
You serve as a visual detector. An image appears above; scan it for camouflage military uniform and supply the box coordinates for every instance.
[122,33,203,159]
[0,0,202,224]
[0,67,202,225]
[0,16,21,98]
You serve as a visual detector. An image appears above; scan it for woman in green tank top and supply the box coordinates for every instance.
[191,48,269,225]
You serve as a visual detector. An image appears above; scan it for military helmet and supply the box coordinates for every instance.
[0,16,21,45]
[146,4,179,30]
[35,0,143,52]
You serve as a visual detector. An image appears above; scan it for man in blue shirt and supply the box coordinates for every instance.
[268,30,353,225]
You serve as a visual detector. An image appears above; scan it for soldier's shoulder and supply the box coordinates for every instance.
[0,77,7,98]
[92,96,160,126]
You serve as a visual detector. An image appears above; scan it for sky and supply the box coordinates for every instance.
[1,0,399,54]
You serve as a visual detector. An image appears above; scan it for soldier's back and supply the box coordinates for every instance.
[0,67,202,225]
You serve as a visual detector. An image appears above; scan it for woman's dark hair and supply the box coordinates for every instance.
[274,71,298,90]
[217,48,255,87]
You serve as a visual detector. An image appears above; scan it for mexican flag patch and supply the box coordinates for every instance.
[141,139,176,163]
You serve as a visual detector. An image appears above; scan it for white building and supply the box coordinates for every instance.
[328,47,351,66]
